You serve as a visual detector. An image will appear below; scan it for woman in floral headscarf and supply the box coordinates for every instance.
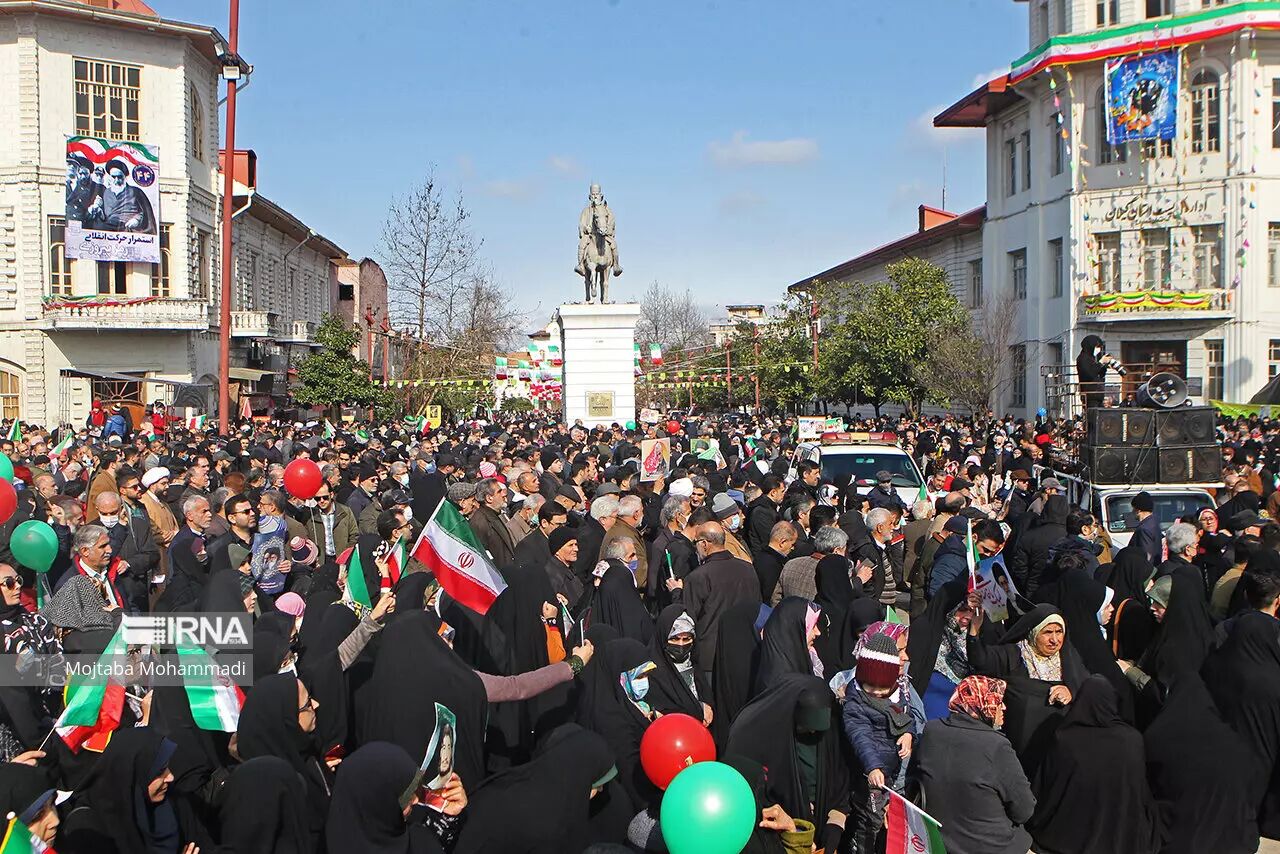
[913,675,1036,854]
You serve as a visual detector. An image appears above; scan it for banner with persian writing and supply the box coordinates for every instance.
[65,135,161,263]
[1105,51,1179,144]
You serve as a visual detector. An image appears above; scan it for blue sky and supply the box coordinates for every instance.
[161,0,1025,323]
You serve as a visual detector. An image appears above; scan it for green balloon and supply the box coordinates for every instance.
[11,520,58,573]
[0,456,12,483]
[625,420,637,431]
[660,761,756,854]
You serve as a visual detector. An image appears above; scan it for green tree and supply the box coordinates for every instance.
[500,396,535,414]
[292,314,390,412]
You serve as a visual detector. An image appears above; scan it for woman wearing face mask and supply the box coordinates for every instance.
[727,674,851,854]
[235,673,332,848]
[644,606,709,723]
[754,597,824,696]
[60,727,204,854]
[575,636,658,811]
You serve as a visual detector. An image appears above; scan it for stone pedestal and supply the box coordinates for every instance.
[557,302,641,429]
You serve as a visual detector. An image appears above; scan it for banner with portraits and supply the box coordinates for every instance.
[1105,50,1179,144]
[65,135,161,263]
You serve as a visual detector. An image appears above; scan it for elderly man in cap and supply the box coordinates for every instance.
[544,526,582,605]
[1130,490,1163,569]
[867,469,907,514]
[448,480,479,518]
[469,478,516,568]
[140,465,179,574]
[710,493,753,563]
[65,154,98,222]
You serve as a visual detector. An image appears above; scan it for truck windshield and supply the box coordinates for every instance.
[1105,493,1214,534]
[818,453,920,487]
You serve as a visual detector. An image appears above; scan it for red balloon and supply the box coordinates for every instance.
[283,458,323,500]
[640,712,716,790]
[0,479,14,525]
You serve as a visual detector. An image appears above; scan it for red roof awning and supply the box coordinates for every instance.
[934,75,1019,128]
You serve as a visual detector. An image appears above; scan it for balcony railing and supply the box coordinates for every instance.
[230,310,279,338]
[39,296,211,331]
[279,320,316,343]
[1079,288,1232,322]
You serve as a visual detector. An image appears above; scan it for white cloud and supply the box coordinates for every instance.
[718,191,767,215]
[547,154,581,176]
[481,179,537,200]
[707,131,819,168]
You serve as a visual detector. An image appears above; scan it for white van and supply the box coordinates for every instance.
[795,432,925,508]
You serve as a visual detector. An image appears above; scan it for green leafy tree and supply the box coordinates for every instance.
[500,396,535,414]
[292,314,391,412]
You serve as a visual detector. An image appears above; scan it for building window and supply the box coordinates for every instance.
[1192,225,1223,290]
[1021,130,1032,191]
[1097,0,1118,25]
[1270,340,1280,379]
[969,259,983,308]
[1273,80,1280,149]
[1054,0,1068,33]
[1095,232,1121,291]
[0,370,19,422]
[1010,249,1028,300]
[1146,0,1170,17]
[150,224,171,297]
[1097,88,1127,163]
[48,217,72,297]
[97,261,127,296]
[1033,1,1049,43]
[73,58,141,142]
[1010,344,1027,408]
[189,85,204,161]
[1048,238,1064,298]
[1270,223,1280,288]
[1050,114,1065,176]
[1190,69,1221,154]
[1204,339,1224,401]
[1140,228,1171,289]
[193,228,211,300]
[1005,138,1018,197]
[1142,138,1173,158]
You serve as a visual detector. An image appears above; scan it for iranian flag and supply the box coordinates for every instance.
[965,519,980,590]
[178,646,244,731]
[884,787,945,854]
[186,415,206,430]
[0,816,54,854]
[385,538,407,585]
[50,434,74,456]
[323,419,337,439]
[5,421,19,442]
[649,343,663,366]
[411,499,507,615]
[917,480,928,503]
[342,545,373,610]
[55,626,127,753]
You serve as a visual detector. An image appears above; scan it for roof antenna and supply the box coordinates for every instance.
[942,146,948,211]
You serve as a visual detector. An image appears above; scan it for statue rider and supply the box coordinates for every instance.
[574,183,622,278]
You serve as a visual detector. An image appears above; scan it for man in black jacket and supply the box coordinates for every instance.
[513,502,565,571]
[1010,494,1069,599]
[572,493,617,581]
[753,521,797,603]
[746,474,785,557]
[93,489,158,614]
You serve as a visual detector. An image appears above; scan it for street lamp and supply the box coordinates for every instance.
[217,0,247,435]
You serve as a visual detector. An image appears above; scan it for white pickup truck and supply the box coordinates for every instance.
[1053,472,1219,549]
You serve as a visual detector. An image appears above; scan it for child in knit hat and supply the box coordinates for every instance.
[841,621,924,852]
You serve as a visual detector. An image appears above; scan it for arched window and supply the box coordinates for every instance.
[1097,87,1127,164]
[1190,69,1221,154]
[189,84,205,161]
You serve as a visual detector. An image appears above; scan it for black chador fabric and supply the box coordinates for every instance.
[251,619,292,683]
[1140,571,1214,695]
[644,605,703,719]
[966,603,1087,776]
[1104,543,1155,603]
[726,673,850,825]
[217,756,314,854]
[199,569,247,613]
[754,597,815,696]
[1144,673,1259,854]
[711,600,763,749]
[236,673,333,845]
[907,578,966,695]
[1043,568,1134,721]
[453,724,616,854]
[1103,544,1158,663]
[812,554,859,674]
[1028,676,1162,854]
[591,561,654,644]
[574,637,653,811]
[325,741,445,854]
[721,754,787,854]
[297,602,358,757]
[1202,609,1280,838]
[356,610,488,789]
[438,590,507,675]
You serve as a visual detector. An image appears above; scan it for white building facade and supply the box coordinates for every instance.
[937,0,1280,416]
[0,1,343,426]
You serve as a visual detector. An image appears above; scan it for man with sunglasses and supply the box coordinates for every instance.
[208,494,256,576]
[301,484,357,561]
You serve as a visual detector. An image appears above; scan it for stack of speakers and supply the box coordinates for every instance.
[1085,405,1222,485]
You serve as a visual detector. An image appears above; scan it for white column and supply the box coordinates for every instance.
[557,302,640,429]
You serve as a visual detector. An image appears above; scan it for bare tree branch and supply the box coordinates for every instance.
[637,281,710,351]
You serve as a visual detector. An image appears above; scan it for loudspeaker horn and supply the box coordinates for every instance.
[1135,372,1188,409]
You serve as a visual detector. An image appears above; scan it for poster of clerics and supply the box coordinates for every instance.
[65,135,161,263]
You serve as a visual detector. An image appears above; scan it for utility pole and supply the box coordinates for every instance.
[216,0,241,436]
[364,306,376,422]
[810,294,820,372]
[753,324,761,413]
[381,317,391,383]
[725,341,732,411]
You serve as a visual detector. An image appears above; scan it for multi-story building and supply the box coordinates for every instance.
[0,0,351,426]
[333,256,390,371]
[709,304,785,346]
[936,0,1280,415]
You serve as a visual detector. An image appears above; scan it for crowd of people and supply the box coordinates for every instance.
[0,404,1275,854]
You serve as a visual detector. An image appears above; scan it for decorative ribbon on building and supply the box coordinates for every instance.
[1081,290,1223,312]
[42,295,159,310]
